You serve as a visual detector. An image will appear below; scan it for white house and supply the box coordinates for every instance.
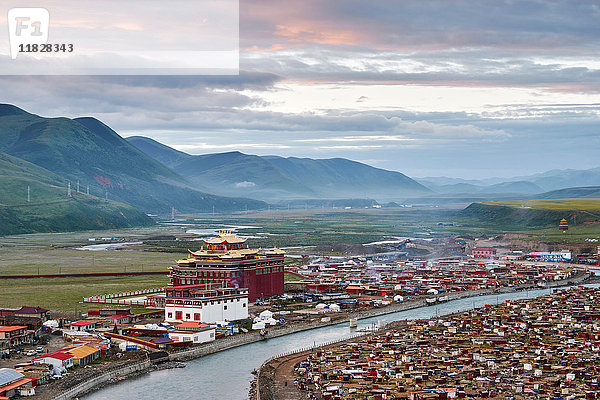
[168,322,216,344]
[165,286,248,324]
[33,351,74,372]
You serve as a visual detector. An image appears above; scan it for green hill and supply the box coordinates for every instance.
[0,152,154,235]
[126,136,431,201]
[460,200,600,230]
[0,105,265,214]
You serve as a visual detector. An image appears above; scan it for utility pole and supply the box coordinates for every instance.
[171,206,175,221]
[86,185,89,195]
[212,205,215,216]
[67,182,72,197]
[27,185,30,202]
[105,191,108,200]
[77,180,80,193]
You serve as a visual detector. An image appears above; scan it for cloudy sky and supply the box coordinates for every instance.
[1,0,599,179]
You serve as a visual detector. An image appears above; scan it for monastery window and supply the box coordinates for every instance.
[194,313,200,320]
[224,305,228,310]
[243,303,246,308]
[176,311,182,320]
[168,312,173,318]
[185,314,191,320]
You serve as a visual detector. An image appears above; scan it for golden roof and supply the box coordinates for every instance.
[203,230,247,244]
[186,248,259,259]
[265,247,286,255]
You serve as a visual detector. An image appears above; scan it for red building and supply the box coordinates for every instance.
[170,231,285,302]
[472,247,497,259]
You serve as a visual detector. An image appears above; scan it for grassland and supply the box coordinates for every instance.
[489,199,600,212]
[0,275,169,311]
[284,272,305,282]
[464,199,600,244]
[1,205,595,311]
[522,223,600,244]
[0,246,178,276]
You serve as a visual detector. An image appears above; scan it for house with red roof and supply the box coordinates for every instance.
[68,321,99,332]
[33,351,74,370]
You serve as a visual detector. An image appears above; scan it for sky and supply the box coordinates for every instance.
[1,0,599,179]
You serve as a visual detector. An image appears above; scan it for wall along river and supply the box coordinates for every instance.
[84,285,596,400]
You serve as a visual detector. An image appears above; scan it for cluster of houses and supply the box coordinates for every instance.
[62,286,253,353]
[293,286,600,399]
[0,304,116,398]
[287,258,579,301]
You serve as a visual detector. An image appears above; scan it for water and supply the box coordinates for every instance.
[84,285,593,400]
[75,242,143,251]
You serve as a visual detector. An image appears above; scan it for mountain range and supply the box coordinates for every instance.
[0,104,264,215]
[126,136,431,201]
[1,103,599,235]
[419,167,600,194]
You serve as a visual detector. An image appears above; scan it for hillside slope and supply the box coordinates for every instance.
[460,201,600,230]
[0,151,154,235]
[127,136,431,200]
[0,105,265,213]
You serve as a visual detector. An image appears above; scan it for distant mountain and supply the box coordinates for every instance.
[127,136,431,201]
[478,181,543,194]
[420,167,600,194]
[536,186,600,199]
[421,180,543,195]
[0,104,265,214]
[517,168,600,191]
[0,151,153,235]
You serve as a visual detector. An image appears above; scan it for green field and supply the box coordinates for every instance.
[0,205,596,311]
[523,223,600,244]
[0,275,169,311]
[489,199,600,212]
[470,199,600,243]
[0,246,179,276]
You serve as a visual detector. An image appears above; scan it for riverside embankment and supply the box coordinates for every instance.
[66,272,592,400]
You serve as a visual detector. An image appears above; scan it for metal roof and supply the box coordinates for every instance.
[0,368,24,387]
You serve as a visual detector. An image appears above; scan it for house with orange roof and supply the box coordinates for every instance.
[64,345,100,366]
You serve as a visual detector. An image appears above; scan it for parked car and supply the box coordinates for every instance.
[26,350,37,356]
[36,347,44,353]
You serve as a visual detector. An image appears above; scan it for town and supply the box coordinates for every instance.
[281,286,600,399]
[0,231,598,399]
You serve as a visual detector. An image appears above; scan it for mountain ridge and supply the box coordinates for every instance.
[126,136,432,201]
[0,105,265,214]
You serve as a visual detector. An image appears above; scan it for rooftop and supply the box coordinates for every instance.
[0,325,27,332]
[35,351,73,361]
[15,306,48,314]
[0,368,24,387]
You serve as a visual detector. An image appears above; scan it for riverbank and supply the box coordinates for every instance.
[50,271,593,400]
[261,285,600,399]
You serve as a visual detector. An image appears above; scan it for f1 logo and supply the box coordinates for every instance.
[8,8,50,59]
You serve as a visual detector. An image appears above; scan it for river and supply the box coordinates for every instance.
[83,285,593,400]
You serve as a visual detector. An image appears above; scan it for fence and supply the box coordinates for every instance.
[82,287,165,306]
